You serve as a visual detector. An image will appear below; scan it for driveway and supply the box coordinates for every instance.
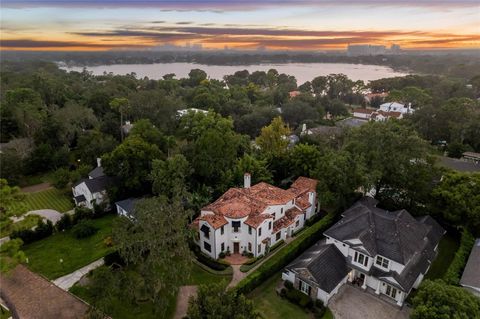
[11,209,63,225]
[329,285,410,319]
[173,286,197,319]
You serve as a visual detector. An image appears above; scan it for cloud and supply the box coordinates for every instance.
[0,39,147,48]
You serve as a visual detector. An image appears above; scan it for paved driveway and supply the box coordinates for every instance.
[329,285,410,319]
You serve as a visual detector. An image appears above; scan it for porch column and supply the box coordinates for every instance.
[396,292,404,306]
[348,270,355,282]
[375,281,381,294]
[361,276,367,290]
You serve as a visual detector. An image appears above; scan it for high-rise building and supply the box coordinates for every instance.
[347,44,386,56]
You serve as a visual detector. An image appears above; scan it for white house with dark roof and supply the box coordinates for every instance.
[192,174,318,259]
[460,238,480,297]
[283,197,444,306]
[72,158,112,210]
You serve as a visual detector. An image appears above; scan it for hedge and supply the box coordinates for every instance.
[192,258,233,275]
[235,212,336,294]
[443,229,475,285]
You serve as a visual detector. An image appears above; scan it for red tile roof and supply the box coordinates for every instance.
[353,108,375,115]
[273,207,303,233]
[192,176,317,230]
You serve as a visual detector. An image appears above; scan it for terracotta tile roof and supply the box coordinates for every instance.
[273,207,303,233]
[193,176,317,230]
[244,214,273,228]
[375,110,402,118]
[0,265,89,319]
[295,193,312,210]
[353,108,374,115]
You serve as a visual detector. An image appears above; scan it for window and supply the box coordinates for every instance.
[203,241,211,252]
[268,221,272,230]
[281,208,284,214]
[385,284,397,299]
[299,280,311,295]
[376,256,389,269]
[354,251,369,267]
[232,221,241,233]
[221,242,225,252]
[248,226,252,235]
[221,226,224,235]
[248,242,252,251]
[272,213,276,220]
[258,227,262,236]
[276,232,281,240]
[201,224,210,239]
[295,220,299,227]
[258,244,261,254]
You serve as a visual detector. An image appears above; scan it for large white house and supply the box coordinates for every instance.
[72,158,112,210]
[192,174,318,259]
[283,197,444,306]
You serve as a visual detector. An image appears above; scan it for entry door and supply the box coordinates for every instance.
[233,242,240,254]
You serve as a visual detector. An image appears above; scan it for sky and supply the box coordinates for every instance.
[1,0,479,51]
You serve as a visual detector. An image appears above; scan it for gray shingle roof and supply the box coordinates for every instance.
[74,176,112,194]
[286,241,349,293]
[88,166,105,179]
[115,198,136,216]
[460,238,480,290]
[438,156,480,172]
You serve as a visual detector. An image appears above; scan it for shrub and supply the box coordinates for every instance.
[11,220,54,244]
[72,206,94,223]
[56,214,73,231]
[103,236,113,247]
[269,240,284,253]
[72,220,99,239]
[236,212,336,294]
[52,168,71,189]
[194,250,229,271]
[104,251,126,268]
[286,288,312,308]
[219,252,226,259]
[443,229,475,284]
[280,288,287,297]
[284,280,294,290]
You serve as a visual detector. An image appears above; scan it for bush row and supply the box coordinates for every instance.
[191,244,230,271]
[443,229,475,285]
[11,220,54,244]
[280,281,326,318]
[235,212,336,294]
[240,241,285,272]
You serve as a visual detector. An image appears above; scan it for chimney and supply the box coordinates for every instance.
[97,157,102,167]
[302,123,307,134]
[244,173,251,188]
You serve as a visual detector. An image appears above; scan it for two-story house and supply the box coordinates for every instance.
[72,158,112,210]
[192,174,318,259]
[283,197,444,306]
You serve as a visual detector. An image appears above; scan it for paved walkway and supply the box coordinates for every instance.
[173,286,197,319]
[224,254,249,265]
[329,285,410,319]
[11,209,63,225]
[53,258,105,290]
[227,265,247,288]
[20,182,52,193]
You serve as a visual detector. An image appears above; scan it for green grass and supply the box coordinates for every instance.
[425,232,459,280]
[0,214,41,237]
[9,188,74,215]
[250,272,312,319]
[0,305,11,319]
[22,214,115,279]
[187,263,232,286]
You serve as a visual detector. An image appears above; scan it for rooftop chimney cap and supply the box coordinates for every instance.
[244,172,251,188]
[97,157,102,167]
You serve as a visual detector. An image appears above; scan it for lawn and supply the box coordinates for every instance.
[0,214,41,238]
[249,272,312,319]
[0,305,10,319]
[425,232,459,280]
[9,188,74,215]
[22,214,116,279]
[69,262,232,319]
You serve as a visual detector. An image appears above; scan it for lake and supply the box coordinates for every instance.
[60,62,409,83]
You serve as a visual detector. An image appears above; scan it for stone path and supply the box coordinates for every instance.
[173,286,198,319]
[227,265,247,288]
[53,258,105,290]
[20,182,52,193]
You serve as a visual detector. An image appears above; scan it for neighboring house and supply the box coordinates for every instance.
[192,174,318,259]
[364,92,388,104]
[460,238,480,297]
[72,158,112,210]
[336,117,368,128]
[176,108,209,117]
[462,152,480,164]
[379,102,414,114]
[122,120,134,136]
[115,198,139,219]
[300,124,343,140]
[289,90,301,98]
[353,108,403,122]
[353,108,375,120]
[283,197,444,306]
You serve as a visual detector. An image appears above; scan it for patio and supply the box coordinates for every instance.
[223,253,250,265]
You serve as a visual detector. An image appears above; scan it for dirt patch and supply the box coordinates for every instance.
[173,286,198,319]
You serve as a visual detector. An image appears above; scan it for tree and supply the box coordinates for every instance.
[0,179,26,218]
[432,172,480,233]
[0,238,26,273]
[150,154,191,198]
[113,197,193,315]
[76,130,118,166]
[102,136,162,193]
[129,118,166,149]
[4,88,46,138]
[282,100,318,128]
[343,121,434,212]
[255,116,291,157]
[411,280,480,319]
[187,69,208,87]
[232,154,273,185]
[186,282,260,319]
[288,144,322,177]
[109,97,130,141]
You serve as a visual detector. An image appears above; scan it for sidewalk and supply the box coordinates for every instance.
[53,258,104,290]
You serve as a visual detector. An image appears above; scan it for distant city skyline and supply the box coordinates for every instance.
[1,0,479,51]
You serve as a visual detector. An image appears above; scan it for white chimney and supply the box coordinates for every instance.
[97,157,102,167]
[302,123,307,134]
[244,173,251,188]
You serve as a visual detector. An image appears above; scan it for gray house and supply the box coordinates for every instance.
[283,197,444,306]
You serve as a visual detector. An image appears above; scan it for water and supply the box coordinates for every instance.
[60,62,409,83]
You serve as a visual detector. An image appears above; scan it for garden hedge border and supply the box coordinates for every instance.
[443,228,475,285]
[235,212,336,294]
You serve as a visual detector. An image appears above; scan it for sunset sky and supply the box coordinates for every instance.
[1,0,479,51]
